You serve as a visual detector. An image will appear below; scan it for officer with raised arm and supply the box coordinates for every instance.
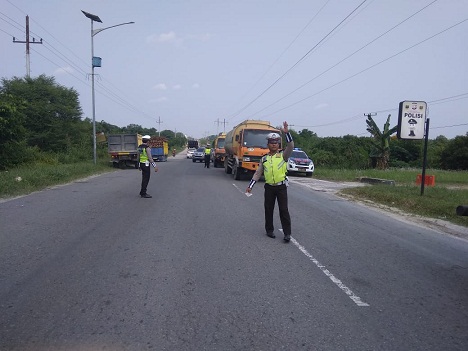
[246,121,294,242]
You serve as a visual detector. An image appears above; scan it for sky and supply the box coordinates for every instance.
[1,0,467,140]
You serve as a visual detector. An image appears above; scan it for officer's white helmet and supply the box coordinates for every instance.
[142,135,151,140]
[266,132,280,141]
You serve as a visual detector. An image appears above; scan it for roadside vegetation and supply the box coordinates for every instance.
[313,168,468,228]
[1,75,467,229]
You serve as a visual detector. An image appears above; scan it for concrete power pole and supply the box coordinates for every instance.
[13,15,43,78]
[156,116,163,136]
[214,118,228,133]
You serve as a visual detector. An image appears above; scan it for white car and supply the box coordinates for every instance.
[186,148,196,159]
[287,148,314,177]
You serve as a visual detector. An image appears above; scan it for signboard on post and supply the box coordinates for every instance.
[397,101,427,140]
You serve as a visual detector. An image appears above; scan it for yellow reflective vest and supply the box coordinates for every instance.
[138,144,149,163]
[262,152,287,184]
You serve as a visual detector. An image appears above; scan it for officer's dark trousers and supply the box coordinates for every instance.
[140,163,151,195]
[264,183,291,236]
[204,155,210,168]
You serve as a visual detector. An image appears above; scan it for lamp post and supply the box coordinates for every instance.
[82,10,134,164]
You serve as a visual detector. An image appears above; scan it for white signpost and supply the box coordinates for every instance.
[397,100,430,195]
[397,101,427,140]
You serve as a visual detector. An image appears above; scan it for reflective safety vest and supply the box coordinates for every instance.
[138,144,149,163]
[205,148,211,155]
[262,152,287,184]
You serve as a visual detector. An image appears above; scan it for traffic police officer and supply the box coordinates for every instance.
[246,121,294,242]
[204,143,212,168]
[137,135,158,198]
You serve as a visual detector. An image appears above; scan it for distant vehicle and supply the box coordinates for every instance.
[107,133,142,169]
[211,132,226,168]
[287,148,314,177]
[192,147,206,162]
[224,120,281,180]
[188,140,199,149]
[148,136,169,162]
[186,148,196,159]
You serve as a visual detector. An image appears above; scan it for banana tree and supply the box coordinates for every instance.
[366,114,398,169]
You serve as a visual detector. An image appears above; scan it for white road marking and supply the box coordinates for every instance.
[233,183,249,195]
[280,229,370,307]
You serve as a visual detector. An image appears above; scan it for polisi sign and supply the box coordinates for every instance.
[397,101,427,140]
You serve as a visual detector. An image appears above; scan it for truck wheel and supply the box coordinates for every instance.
[192,159,196,163]
[225,162,232,174]
[233,164,241,180]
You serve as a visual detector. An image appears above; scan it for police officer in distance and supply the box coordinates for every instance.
[246,121,294,242]
[137,135,158,198]
[204,143,212,168]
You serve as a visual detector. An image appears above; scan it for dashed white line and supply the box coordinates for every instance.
[280,230,369,307]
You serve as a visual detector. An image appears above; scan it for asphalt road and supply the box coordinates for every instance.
[1,154,467,350]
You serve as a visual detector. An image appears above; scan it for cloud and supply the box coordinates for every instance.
[172,84,181,90]
[54,66,74,75]
[153,83,167,90]
[192,83,200,89]
[146,31,181,44]
[314,103,328,110]
[146,32,213,46]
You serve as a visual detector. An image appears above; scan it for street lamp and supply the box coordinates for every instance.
[82,10,134,164]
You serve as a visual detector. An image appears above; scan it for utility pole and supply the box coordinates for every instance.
[13,15,43,78]
[156,116,163,136]
[214,118,228,133]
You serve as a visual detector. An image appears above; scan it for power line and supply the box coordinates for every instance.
[227,0,368,121]
[256,18,468,120]
[225,0,332,115]
[244,0,440,120]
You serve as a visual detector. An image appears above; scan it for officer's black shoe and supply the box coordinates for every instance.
[283,234,291,242]
[141,194,152,198]
[266,232,276,238]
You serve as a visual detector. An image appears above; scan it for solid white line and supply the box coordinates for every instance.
[282,231,369,307]
[232,183,247,195]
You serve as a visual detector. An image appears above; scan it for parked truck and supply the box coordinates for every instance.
[211,132,226,168]
[148,136,169,162]
[224,120,281,180]
[107,133,142,169]
[187,139,199,149]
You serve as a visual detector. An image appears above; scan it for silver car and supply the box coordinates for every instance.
[186,148,196,159]
[192,147,206,162]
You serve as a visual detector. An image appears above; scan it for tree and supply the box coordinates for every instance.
[439,133,468,170]
[1,75,83,153]
[0,93,29,168]
[366,114,398,169]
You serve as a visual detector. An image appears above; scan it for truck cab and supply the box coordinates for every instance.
[211,132,226,168]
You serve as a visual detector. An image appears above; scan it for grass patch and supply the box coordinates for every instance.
[0,161,114,199]
[341,184,468,227]
[315,167,468,186]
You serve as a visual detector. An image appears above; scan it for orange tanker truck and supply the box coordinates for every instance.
[211,132,226,168]
[224,120,281,180]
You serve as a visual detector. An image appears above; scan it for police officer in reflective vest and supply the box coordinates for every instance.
[246,121,294,242]
[138,135,158,198]
[204,143,212,168]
